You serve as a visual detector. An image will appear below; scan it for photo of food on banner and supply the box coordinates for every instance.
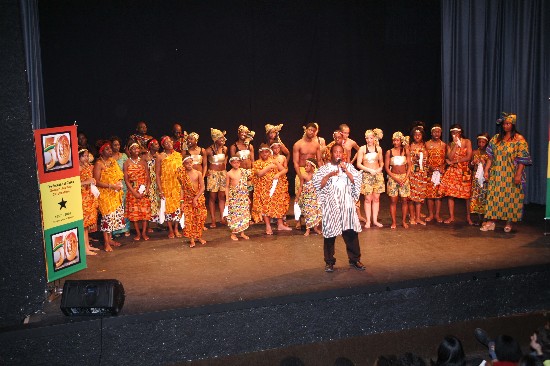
[42,132,73,171]
[51,228,80,270]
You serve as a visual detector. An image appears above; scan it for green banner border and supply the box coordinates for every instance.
[44,220,87,282]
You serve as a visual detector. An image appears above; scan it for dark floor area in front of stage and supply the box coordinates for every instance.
[179,312,548,366]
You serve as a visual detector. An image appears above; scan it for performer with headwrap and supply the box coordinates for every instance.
[205,128,228,228]
[425,124,446,223]
[155,135,183,238]
[265,123,290,159]
[93,140,126,251]
[481,113,532,233]
[384,132,411,229]
[178,156,207,247]
[181,132,207,177]
[357,128,385,228]
[123,142,151,241]
[438,124,472,224]
[225,157,251,240]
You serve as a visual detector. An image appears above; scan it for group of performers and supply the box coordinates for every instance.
[78,113,531,262]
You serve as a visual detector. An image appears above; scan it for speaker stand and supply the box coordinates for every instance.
[47,280,63,302]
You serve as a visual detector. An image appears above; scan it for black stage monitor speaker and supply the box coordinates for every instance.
[60,279,125,316]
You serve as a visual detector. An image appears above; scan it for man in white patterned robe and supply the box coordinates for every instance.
[312,144,365,272]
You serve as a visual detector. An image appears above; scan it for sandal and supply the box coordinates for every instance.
[480,222,495,231]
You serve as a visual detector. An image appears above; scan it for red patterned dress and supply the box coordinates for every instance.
[439,146,472,199]
[408,143,427,203]
[125,160,151,222]
[425,141,446,199]
[80,164,98,231]
[178,169,207,239]
[252,158,289,221]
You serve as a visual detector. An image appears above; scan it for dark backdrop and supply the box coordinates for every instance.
[38,0,441,160]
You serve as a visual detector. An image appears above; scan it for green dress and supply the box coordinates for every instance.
[484,135,531,222]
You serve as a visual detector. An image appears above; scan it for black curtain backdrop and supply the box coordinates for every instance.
[38,0,441,165]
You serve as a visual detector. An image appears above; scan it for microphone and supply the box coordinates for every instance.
[336,158,342,172]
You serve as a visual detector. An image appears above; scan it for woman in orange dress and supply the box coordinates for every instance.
[425,124,447,223]
[79,148,99,255]
[252,144,289,234]
[438,124,473,224]
[124,142,151,241]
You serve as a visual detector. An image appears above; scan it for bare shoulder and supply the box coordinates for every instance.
[515,134,526,142]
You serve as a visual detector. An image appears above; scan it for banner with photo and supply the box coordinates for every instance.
[34,125,87,282]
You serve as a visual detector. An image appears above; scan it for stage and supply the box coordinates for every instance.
[33,198,550,323]
[2,199,549,365]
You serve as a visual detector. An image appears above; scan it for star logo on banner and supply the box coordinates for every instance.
[58,197,67,209]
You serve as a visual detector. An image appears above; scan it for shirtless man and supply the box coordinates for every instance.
[172,123,187,153]
[339,124,361,164]
[293,123,322,195]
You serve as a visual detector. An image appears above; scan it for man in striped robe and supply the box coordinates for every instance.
[312,144,365,272]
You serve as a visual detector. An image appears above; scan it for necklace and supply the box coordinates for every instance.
[100,156,111,167]
[130,157,140,164]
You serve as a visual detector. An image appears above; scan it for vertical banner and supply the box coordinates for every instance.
[34,125,87,282]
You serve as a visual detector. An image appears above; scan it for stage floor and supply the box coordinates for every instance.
[34,198,550,325]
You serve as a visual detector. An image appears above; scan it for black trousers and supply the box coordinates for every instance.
[323,229,361,265]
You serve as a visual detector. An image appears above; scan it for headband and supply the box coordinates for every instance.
[270,142,281,148]
[188,132,199,141]
[160,136,171,146]
[431,126,442,131]
[450,128,461,132]
[147,139,158,149]
[229,156,240,162]
[477,136,489,141]
[129,142,140,150]
[99,142,110,155]
[305,159,318,169]
[78,148,88,154]
[183,156,193,162]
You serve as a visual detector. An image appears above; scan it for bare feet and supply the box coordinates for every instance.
[304,229,310,236]
[124,231,131,237]
[364,221,371,229]
[104,243,113,252]
[436,216,443,223]
[203,226,209,231]
[409,219,416,225]
[231,234,239,241]
[358,215,367,224]
[110,240,121,247]
[373,221,384,228]
[314,227,322,235]
[86,250,97,256]
[198,238,207,244]
[142,235,149,241]
[467,218,474,225]
[265,227,273,235]
[295,223,302,230]
[134,235,141,241]
[402,221,409,229]
[390,223,397,229]
[168,233,175,239]
[277,225,292,231]
[417,220,426,226]
[147,228,154,233]
[239,233,249,240]
[444,218,454,224]
[209,222,217,228]
[175,231,182,238]
[189,239,195,248]
[90,247,100,251]
[425,216,433,222]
